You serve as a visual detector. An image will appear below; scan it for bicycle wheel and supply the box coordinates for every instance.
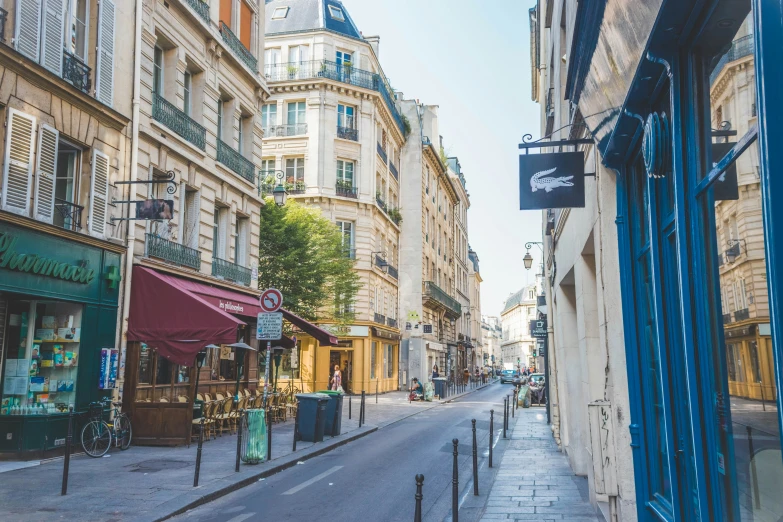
[116,415,132,450]
[81,420,111,457]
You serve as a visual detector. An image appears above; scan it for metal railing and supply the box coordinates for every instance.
[146,233,201,270]
[387,317,398,328]
[337,126,358,141]
[389,162,399,180]
[185,0,210,24]
[335,181,357,198]
[374,312,386,325]
[153,92,206,150]
[219,21,257,73]
[0,7,7,42]
[285,177,306,194]
[217,140,255,182]
[725,241,741,262]
[212,257,251,286]
[723,313,732,324]
[62,50,91,93]
[423,281,462,317]
[387,264,398,280]
[376,195,387,211]
[375,254,387,269]
[734,308,750,322]
[264,123,307,137]
[377,143,388,164]
[710,34,754,85]
[54,198,83,231]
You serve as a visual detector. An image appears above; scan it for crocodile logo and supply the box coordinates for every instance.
[530,167,574,193]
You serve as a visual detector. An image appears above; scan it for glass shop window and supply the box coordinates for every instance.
[134,344,191,403]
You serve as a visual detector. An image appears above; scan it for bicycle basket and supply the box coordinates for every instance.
[88,402,104,421]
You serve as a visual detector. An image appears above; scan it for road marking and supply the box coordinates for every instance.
[226,513,255,522]
[282,466,343,495]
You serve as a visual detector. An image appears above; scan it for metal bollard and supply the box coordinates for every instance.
[503,397,507,439]
[349,395,352,419]
[748,426,761,508]
[452,438,459,522]
[235,410,243,472]
[376,380,379,403]
[194,417,204,487]
[292,406,299,452]
[489,410,494,468]
[267,407,272,460]
[361,390,366,427]
[472,419,479,496]
[61,407,74,495]
[414,474,425,522]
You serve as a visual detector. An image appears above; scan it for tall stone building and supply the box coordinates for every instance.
[500,283,538,371]
[448,157,473,372]
[468,247,483,369]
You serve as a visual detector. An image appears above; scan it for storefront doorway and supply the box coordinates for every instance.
[329,346,353,394]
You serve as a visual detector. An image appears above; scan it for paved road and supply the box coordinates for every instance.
[172,382,516,522]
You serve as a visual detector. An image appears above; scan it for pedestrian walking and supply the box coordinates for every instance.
[331,365,343,392]
[463,368,470,385]
[432,365,440,379]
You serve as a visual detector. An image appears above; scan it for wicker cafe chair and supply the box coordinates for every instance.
[192,400,215,442]
[215,398,235,435]
[215,393,225,401]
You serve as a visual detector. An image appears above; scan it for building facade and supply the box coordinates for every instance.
[0,0,132,454]
[500,284,538,371]
[261,0,406,394]
[467,248,483,370]
[531,0,783,520]
[399,101,460,384]
[481,315,502,370]
[449,157,472,372]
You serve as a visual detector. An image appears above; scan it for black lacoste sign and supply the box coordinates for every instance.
[519,151,586,210]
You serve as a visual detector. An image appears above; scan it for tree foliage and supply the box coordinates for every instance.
[257,199,362,323]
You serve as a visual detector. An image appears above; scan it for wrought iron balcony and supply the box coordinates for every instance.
[376,195,387,211]
[285,177,306,194]
[185,0,210,24]
[423,281,462,319]
[219,21,257,73]
[724,241,742,263]
[335,181,357,198]
[153,92,206,150]
[389,162,399,180]
[377,143,388,164]
[54,198,83,231]
[146,233,201,270]
[374,312,386,325]
[710,34,754,85]
[734,308,750,322]
[337,126,358,141]
[62,50,91,93]
[723,313,732,325]
[217,139,255,182]
[0,7,7,43]
[264,123,308,137]
[387,264,398,280]
[387,317,398,329]
[212,257,251,286]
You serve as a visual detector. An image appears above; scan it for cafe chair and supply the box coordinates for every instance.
[215,392,225,401]
[159,397,169,403]
[177,395,188,403]
[196,393,204,402]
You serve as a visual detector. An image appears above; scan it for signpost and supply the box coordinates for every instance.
[257,289,283,408]
[530,319,550,423]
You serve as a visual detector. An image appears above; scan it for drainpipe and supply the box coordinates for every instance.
[117,0,143,404]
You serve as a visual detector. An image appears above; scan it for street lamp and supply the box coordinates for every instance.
[524,241,544,271]
[272,170,288,206]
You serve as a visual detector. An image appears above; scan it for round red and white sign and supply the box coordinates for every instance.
[259,288,283,312]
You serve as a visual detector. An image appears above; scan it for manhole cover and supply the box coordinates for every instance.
[127,459,190,473]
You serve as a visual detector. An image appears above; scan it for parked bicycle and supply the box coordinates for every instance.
[80,398,132,457]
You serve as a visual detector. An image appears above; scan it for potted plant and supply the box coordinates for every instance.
[287,64,299,79]
[389,207,403,225]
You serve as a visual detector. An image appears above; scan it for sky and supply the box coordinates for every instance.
[342,0,543,317]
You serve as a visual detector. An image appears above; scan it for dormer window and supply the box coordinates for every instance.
[272,6,289,19]
[328,5,345,21]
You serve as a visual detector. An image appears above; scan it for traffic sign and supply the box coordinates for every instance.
[256,312,283,340]
[259,288,283,312]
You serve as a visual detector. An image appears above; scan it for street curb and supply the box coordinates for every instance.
[442,380,498,404]
[152,425,378,522]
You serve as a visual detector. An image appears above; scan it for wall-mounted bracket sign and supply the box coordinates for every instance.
[111,169,177,222]
[712,142,739,201]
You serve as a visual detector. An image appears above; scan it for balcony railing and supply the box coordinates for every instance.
[285,177,306,194]
[377,143,388,164]
[264,60,406,135]
[212,257,251,286]
[62,50,91,93]
[423,281,462,318]
[146,233,201,270]
[724,241,741,263]
[734,308,750,322]
[335,181,357,198]
[710,34,754,85]
[219,21,257,73]
[185,0,210,24]
[387,317,398,329]
[374,312,386,325]
[264,123,308,137]
[153,92,206,150]
[389,162,399,180]
[375,254,387,270]
[0,7,7,42]
[723,313,732,325]
[387,264,398,280]
[337,126,358,141]
[217,140,255,182]
[54,198,83,231]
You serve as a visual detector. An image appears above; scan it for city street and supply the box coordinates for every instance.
[173,382,516,522]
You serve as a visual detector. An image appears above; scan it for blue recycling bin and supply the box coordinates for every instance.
[317,391,344,436]
[433,378,447,399]
[295,393,330,442]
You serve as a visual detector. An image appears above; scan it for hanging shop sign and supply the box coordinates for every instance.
[519,151,586,210]
[530,319,547,339]
[136,199,174,220]
[712,143,739,201]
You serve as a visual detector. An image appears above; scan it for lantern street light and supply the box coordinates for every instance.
[272,170,288,207]
[523,241,544,271]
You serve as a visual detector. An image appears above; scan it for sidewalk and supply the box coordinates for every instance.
[480,407,600,522]
[0,382,493,522]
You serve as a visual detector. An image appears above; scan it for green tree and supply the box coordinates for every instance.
[257,199,362,324]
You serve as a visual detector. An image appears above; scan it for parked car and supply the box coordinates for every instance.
[529,373,545,385]
[500,369,517,384]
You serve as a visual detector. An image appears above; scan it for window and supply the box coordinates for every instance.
[183,71,192,116]
[287,101,306,126]
[272,6,289,19]
[336,50,352,66]
[67,0,89,61]
[336,160,354,187]
[235,216,249,266]
[336,221,354,256]
[153,46,164,94]
[182,188,199,249]
[288,45,309,64]
[261,103,277,131]
[260,158,275,178]
[338,104,355,129]
[285,158,304,185]
[54,143,80,231]
[213,206,224,259]
[371,342,377,379]
[238,115,251,155]
[748,341,761,383]
[239,0,253,50]
[328,5,345,21]
[264,48,281,77]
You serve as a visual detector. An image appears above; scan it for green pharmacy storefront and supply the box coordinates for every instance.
[0,219,122,456]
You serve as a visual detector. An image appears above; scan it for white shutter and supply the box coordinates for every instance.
[1,109,36,216]
[237,218,248,267]
[15,0,42,62]
[217,209,228,259]
[185,190,200,249]
[95,0,116,107]
[40,0,66,75]
[33,124,59,223]
[88,149,110,238]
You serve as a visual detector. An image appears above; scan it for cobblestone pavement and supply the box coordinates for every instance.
[480,408,600,522]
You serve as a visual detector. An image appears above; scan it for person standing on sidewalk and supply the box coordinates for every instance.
[331,365,342,391]
[432,365,439,379]
[463,367,470,386]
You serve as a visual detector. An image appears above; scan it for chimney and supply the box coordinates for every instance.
[366,35,380,57]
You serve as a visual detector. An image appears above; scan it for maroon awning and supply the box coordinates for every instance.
[281,309,339,347]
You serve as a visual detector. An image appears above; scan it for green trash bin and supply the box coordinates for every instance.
[295,394,330,442]
[316,391,344,436]
[242,408,267,464]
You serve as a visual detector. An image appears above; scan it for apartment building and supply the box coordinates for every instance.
[481,315,502,369]
[261,0,407,394]
[399,101,460,383]
[500,283,538,371]
[0,0,132,454]
[448,157,472,372]
[467,248,483,370]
